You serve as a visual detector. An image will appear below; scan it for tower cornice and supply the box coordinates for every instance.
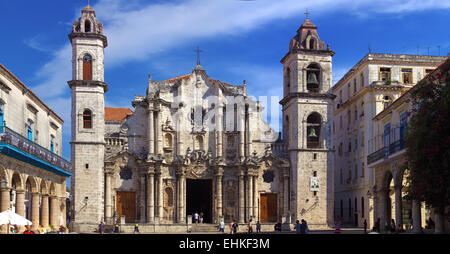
[281,49,335,64]
[279,92,336,106]
[69,32,108,48]
[68,80,108,93]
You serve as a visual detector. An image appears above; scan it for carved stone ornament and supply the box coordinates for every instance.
[263,170,275,183]
[119,167,133,180]
[186,165,208,179]
[120,124,129,135]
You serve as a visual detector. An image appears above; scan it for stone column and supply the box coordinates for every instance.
[368,193,375,231]
[394,185,403,231]
[60,197,66,227]
[247,173,253,220]
[181,175,186,223]
[216,168,223,221]
[177,173,186,223]
[15,190,25,217]
[252,175,258,221]
[49,196,58,227]
[147,172,155,223]
[176,174,180,222]
[31,193,40,230]
[217,106,223,158]
[238,105,245,159]
[283,174,289,217]
[0,188,10,212]
[140,175,146,223]
[156,172,163,222]
[412,199,421,233]
[157,110,163,155]
[105,172,113,221]
[247,111,252,156]
[41,195,49,228]
[238,173,245,223]
[148,109,154,154]
[378,189,387,233]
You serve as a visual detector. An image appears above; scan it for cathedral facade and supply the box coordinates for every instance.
[69,6,334,233]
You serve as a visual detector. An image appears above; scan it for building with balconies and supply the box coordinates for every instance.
[332,53,446,228]
[368,57,450,233]
[0,63,71,233]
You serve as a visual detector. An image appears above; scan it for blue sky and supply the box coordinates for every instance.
[1,0,449,161]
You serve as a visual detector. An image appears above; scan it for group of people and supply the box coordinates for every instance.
[294,220,310,234]
[372,218,399,233]
[98,220,140,234]
[193,212,204,224]
[223,219,262,234]
[12,224,67,234]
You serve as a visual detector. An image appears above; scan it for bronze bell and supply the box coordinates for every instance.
[308,128,318,138]
[307,73,319,85]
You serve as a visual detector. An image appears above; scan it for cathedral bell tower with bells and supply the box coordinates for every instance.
[68,4,108,232]
[279,13,335,228]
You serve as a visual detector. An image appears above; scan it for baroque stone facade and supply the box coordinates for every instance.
[70,6,335,232]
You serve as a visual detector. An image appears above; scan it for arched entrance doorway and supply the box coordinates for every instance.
[186,179,213,223]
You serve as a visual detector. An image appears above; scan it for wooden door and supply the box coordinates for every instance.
[260,193,277,223]
[116,192,136,223]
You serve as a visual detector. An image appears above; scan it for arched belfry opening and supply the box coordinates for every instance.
[309,38,316,50]
[83,54,93,80]
[306,63,320,93]
[85,20,91,33]
[307,112,322,148]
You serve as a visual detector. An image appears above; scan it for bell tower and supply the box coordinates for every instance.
[68,5,108,232]
[279,16,335,228]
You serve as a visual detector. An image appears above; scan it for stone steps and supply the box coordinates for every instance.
[190,224,220,233]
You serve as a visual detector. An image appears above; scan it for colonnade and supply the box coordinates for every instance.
[0,186,65,232]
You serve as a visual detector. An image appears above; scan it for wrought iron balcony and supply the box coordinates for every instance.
[367,148,385,165]
[367,136,406,165]
[0,126,72,175]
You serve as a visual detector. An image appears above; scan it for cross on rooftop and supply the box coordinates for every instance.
[194,46,203,66]
[304,9,311,20]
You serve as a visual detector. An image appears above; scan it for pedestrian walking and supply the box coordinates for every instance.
[232,220,239,234]
[390,219,396,233]
[219,220,225,233]
[294,220,301,234]
[334,218,341,234]
[114,223,120,233]
[363,219,367,234]
[134,224,140,233]
[304,220,309,234]
[199,212,204,224]
[98,222,105,234]
[300,219,307,234]
[248,219,253,233]
[229,221,234,234]
[194,212,199,224]
[256,221,261,233]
